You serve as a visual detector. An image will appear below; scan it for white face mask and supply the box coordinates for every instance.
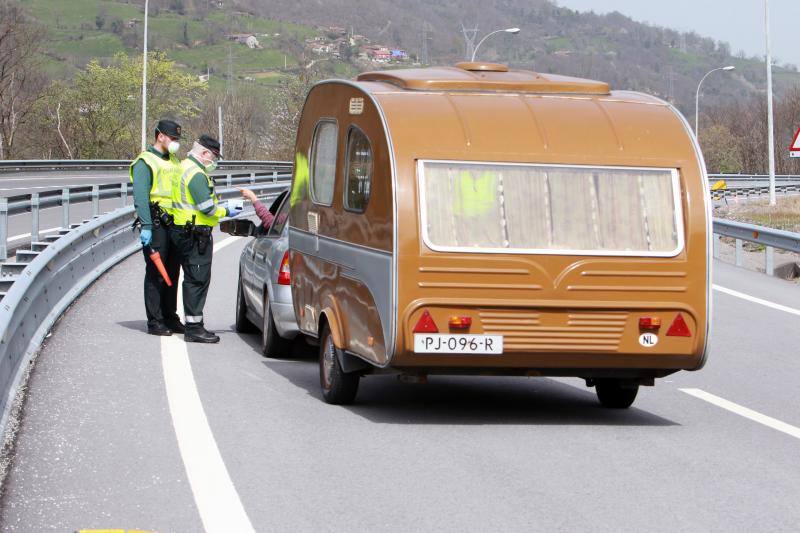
[196,151,218,172]
[167,141,180,154]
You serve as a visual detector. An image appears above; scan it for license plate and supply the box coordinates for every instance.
[413,334,503,355]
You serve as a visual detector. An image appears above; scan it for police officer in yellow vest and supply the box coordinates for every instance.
[131,119,184,336]
[170,135,243,343]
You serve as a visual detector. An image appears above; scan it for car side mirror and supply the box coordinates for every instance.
[220,218,256,237]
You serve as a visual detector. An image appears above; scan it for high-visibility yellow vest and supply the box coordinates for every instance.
[290,152,309,208]
[129,150,181,209]
[171,158,226,227]
[454,171,497,216]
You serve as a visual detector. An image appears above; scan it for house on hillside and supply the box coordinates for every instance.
[226,33,261,49]
[391,49,408,60]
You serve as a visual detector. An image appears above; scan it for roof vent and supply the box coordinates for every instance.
[456,62,509,73]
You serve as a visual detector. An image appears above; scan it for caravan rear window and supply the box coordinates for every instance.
[418,161,684,256]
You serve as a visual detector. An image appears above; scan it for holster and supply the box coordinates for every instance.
[195,226,212,255]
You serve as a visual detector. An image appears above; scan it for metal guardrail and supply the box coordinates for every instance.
[713,218,800,276]
[0,159,293,173]
[0,168,292,260]
[0,179,291,437]
[708,174,800,198]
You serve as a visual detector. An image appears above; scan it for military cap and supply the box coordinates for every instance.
[155,119,182,139]
[198,134,222,158]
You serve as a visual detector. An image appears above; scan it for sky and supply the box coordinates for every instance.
[556,0,800,67]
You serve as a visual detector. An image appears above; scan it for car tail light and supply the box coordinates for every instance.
[413,310,439,333]
[448,316,472,330]
[666,313,691,337]
[638,316,662,330]
[277,251,291,285]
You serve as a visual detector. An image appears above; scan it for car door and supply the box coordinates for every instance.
[252,193,290,317]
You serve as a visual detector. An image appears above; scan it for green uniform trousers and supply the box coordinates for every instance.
[169,225,214,328]
[143,222,181,328]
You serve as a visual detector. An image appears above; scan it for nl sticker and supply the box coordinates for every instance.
[639,333,659,348]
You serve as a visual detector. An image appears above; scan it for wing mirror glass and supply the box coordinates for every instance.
[220,218,256,237]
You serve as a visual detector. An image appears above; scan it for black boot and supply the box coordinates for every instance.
[147,322,173,336]
[184,325,220,344]
[165,318,186,334]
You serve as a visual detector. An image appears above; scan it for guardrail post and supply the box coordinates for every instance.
[120,183,128,207]
[765,246,774,276]
[0,198,7,261]
[31,193,40,242]
[713,234,720,259]
[250,172,256,185]
[735,239,743,267]
[226,173,232,188]
[272,170,278,183]
[61,188,70,229]
[91,185,100,217]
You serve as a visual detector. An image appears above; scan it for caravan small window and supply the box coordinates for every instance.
[419,161,684,257]
[344,127,372,212]
[310,120,338,206]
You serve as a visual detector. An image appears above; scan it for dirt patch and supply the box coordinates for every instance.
[715,195,800,233]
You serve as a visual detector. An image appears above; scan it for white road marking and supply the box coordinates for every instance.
[681,388,800,440]
[7,227,60,243]
[162,234,252,533]
[713,284,800,317]
[161,336,255,533]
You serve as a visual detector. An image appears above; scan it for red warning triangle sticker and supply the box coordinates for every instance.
[666,313,692,337]
[791,128,800,157]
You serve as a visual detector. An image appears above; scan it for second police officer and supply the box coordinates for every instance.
[170,135,242,343]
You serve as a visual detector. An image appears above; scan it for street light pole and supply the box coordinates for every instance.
[694,66,735,136]
[765,0,777,205]
[140,0,149,151]
[471,27,520,62]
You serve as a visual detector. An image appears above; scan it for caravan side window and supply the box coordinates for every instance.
[310,120,338,206]
[344,126,373,212]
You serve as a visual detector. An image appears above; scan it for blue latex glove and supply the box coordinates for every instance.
[226,204,243,218]
[140,228,152,246]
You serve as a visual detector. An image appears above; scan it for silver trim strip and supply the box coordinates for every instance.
[416,159,686,258]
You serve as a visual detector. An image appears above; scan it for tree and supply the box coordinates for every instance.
[36,52,206,159]
[0,1,46,159]
[264,68,325,160]
[699,125,743,174]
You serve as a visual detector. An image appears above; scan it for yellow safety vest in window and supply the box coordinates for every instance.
[171,158,225,227]
[454,170,497,216]
[129,151,181,209]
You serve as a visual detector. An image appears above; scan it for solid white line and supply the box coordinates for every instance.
[713,284,800,317]
[7,227,60,243]
[161,336,255,533]
[214,235,242,253]
[681,388,800,440]
[162,233,252,532]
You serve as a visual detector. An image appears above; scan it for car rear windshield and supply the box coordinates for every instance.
[419,161,683,256]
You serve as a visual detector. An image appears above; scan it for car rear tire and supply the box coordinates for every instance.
[261,291,291,358]
[595,379,639,409]
[235,275,256,333]
[319,323,359,405]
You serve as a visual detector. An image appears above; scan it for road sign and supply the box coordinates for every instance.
[792,128,800,158]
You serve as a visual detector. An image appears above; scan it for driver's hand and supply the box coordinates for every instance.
[238,188,257,203]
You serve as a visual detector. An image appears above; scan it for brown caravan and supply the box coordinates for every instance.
[288,62,711,408]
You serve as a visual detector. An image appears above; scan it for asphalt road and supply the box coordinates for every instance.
[0,171,130,196]
[1,239,799,532]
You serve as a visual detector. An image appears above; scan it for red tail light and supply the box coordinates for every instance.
[666,313,691,337]
[413,310,439,333]
[277,251,291,285]
[448,316,472,330]
[638,316,662,330]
